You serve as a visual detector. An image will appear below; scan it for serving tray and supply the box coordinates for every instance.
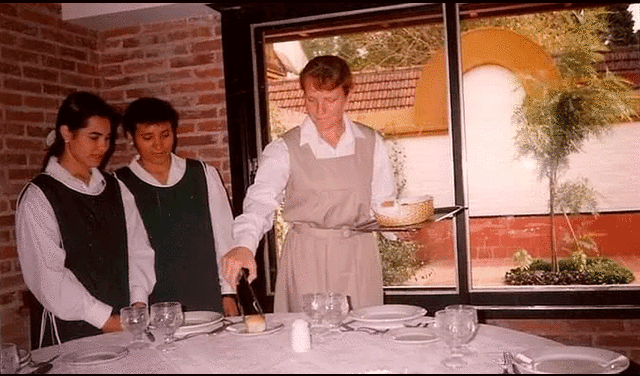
[353,206,464,232]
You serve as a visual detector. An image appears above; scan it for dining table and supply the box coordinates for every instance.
[19,311,583,374]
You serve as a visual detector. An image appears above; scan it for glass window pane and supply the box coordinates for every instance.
[460,4,640,289]
[263,5,460,290]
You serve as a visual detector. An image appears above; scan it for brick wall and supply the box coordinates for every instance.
[0,3,229,350]
[413,212,640,262]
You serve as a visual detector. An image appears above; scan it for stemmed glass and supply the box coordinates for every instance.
[120,305,151,350]
[433,309,476,369]
[149,302,184,352]
[302,293,328,334]
[323,292,350,331]
[445,304,479,355]
[1,343,19,375]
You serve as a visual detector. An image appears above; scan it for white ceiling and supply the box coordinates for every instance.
[61,3,218,31]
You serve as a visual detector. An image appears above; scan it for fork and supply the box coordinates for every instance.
[174,319,235,342]
[339,322,389,335]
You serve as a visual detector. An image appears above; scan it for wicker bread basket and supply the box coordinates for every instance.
[373,195,434,227]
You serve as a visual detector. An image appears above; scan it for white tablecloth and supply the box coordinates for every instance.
[26,312,562,374]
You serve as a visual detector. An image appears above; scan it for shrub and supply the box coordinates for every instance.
[378,233,423,285]
[504,250,635,285]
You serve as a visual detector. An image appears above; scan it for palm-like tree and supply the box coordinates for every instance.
[514,46,637,272]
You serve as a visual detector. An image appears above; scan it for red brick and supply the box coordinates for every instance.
[60,72,94,88]
[169,53,214,69]
[142,19,187,33]
[197,93,225,105]
[0,3,18,17]
[0,17,39,36]
[5,137,44,151]
[596,334,640,347]
[0,244,17,258]
[0,31,17,46]
[4,78,43,94]
[23,96,57,110]
[0,91,22,106]
[194,67,223,79]
[23,66,59,82]
[171,81,218,94]
[123,60,165,74]
[19,6,57,27]
[126,87,169,99]
[6,110,44,123]
[148,70,191,84]
[42,55,76,71]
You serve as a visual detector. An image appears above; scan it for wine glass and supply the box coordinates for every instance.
[120,305,150,350]
[302,293,328,333]
[433,309,476,369]
[323,292,349,330]
[149,302,184,352]
[445,304,479,354]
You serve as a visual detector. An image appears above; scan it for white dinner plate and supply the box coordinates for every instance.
[385,327,439,344]
[226,321,284,336]
[175,311,224,337]
[348,304,427,324]
[61,345,129,366]
[513,346,630,374]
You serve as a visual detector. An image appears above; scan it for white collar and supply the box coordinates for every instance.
[129,153,186,187]
[44,156,106,195]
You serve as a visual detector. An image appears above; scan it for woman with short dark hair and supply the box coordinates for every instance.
[222,55,397,312]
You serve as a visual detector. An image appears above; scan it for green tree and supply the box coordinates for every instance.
[605,4,638,46]
[513,45,637,271]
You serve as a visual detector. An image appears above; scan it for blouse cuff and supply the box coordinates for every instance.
[86,300,113,330]
[129,286,150,307]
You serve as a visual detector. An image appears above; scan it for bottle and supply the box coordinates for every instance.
[291,319,311,352]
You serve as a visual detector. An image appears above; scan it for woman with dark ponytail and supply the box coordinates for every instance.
[16,91,156,345]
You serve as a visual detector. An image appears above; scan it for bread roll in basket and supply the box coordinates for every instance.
[373,194,434,227]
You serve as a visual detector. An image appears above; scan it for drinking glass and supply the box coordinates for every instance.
[433,309,476,369]
[1,343,19,374]
[120,305,150,350]
[302,293,328,328]
[445,304,479,354]
[323,292,349,330]
[149,302,184,352]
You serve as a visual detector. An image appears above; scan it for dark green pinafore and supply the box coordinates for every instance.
[29,173,130,343]
[116,159,222,312]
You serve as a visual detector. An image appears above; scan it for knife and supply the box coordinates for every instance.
[29,363,53,374]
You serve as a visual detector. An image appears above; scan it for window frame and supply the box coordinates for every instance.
[219,2,640,318]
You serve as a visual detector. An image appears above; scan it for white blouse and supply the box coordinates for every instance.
[232,115,397,253]
[117,153,235,295]
[15,157,156,330]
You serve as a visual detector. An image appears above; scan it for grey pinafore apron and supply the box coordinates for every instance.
[275,123,383,313]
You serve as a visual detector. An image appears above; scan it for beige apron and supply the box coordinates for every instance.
[274,123,383,313]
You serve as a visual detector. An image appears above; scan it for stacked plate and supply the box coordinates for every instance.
[175,311,224,338]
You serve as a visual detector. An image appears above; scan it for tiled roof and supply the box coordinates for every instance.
[268,48,640,114]
[267,65,423,113]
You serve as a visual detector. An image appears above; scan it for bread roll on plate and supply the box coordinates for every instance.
[245,314,266,333]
